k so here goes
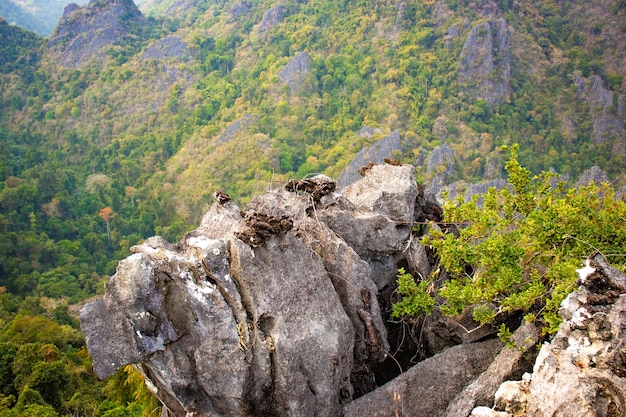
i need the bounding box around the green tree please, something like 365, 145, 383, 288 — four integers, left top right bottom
28, 361, 70, 409
0, 343, 17, 396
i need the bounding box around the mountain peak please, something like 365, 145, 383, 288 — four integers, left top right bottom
47, 0, 146, 68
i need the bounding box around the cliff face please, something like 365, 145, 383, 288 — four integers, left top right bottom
80, 163, 444, 416
458, 18, 511, 109
575, 75, 625, 151
47, 0, 146, 68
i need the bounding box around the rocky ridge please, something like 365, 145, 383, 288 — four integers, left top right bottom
80, 163, 626, 416
458, 18, 511, 109
81, 163, 444, 416
47, 0, 146, 68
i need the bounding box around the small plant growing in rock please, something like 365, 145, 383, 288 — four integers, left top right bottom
393, 144, 626, 335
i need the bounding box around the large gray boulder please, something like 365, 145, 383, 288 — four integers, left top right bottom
81, 163, 436, 416
343, 338, 504, 417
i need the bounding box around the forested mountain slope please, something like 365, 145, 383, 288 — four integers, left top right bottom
0, 0, 89, 36
0, 0, 624, 413
0, 0, 624, 299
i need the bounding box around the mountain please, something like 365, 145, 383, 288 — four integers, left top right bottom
0, 0, 150, 36
0, 0, 89, 36
0, 0, 625, 304
0, 0, 624, 415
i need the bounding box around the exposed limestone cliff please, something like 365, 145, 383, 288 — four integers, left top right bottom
338, 130, 403, 187
258, 5, 286, 37
81, 163, 626, 416
47, 0, 146, 68
575, 75, 625, 152
458, 18, 511, 109
277, 51, 314, 94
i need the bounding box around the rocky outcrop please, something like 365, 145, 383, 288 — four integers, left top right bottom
214, 113, 258, 146
473, 253, 626, 416
47, 0, 146, 68
140, 36, 194, 62
338, 130, 403, 187
576, 165, 610, 187
81, 164, 446, 416
425, 143, 457, 195
277, 51, 314, 94
228, 1, 249, 20
458, 18, 511, 109
575, 75, 625, 149
392, 0, 407, 37
258, 5, 286, 36
164, 0, 202, 17
344, 338, 504, 417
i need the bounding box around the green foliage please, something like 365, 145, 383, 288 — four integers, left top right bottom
391, 268, 435, 317
394, 147, 626, 335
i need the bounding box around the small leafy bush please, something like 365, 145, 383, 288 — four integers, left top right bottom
393, 145, 626, 335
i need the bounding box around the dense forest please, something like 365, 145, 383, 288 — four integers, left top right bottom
0, 0, 625, 414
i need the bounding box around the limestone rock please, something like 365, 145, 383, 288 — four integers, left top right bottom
325, 163, 421, 289
493, 376, 531, 417
258, 5, 286, 36
470, 407, 509, 417
164, 0, 202, 16
476, 253, 626, 417
575, 75, 625, 148
214, 114, 259, 146
343, 338, 504, 417
576, 165, 610, 187
277, 51, 314, 94
140, 36, 194, 62
443, 322, 539, 417
81, 164, 437, 416
458, 18, 511, 109
228, 1, 249, 20
338, 130, 403, 187
524, 253, 626, 416
47, 0, 146, 68
425, 143, 456, 195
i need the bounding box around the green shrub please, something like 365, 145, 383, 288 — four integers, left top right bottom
393, 145, 626, 335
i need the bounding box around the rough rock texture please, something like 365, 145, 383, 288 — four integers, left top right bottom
425, 143, 457, 195
140, 36, 194, 62
392, 0, 407, 37
343, 338, 504, 417
576, 165, 610, 187
277, 52, 314, 94
164, 0, 202, 16
81, 165, 446, 416
338, 130, 403, 187
575, 75, 625, 149
215, 114, 258, 146
475, 253, 626, 417
458, 18, 511, 109
47, 0, 146, 68
258, 5, 286, 36
443, 322, 539, 417
228, 1, 249, 20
